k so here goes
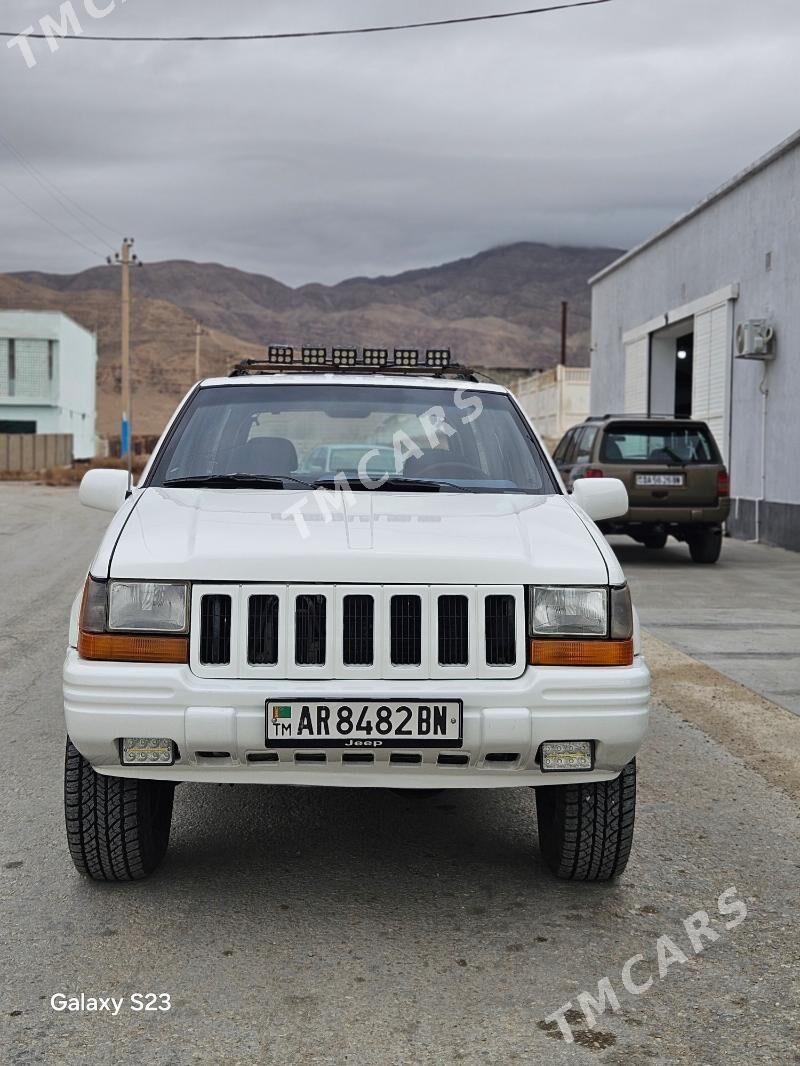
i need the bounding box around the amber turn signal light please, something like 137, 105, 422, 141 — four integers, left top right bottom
530, 638, 634, 667
78, 631, 189, 664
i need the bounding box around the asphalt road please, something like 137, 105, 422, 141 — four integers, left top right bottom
1, 485, 798, 1066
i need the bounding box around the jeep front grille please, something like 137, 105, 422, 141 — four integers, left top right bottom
484, 594, 516, 666
199, 593, 232, 665
295, 594, 327, 666
190, 585, 525, 680
342, 594, 374, 666
390, 594, 422, 666
437, 594, 469, 666
248, 594, 279, 665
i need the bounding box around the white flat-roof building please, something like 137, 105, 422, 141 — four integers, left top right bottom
589, 130, 800, 552
0, 310, 97, 459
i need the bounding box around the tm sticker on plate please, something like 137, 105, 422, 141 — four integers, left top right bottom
266, 700, 463, 748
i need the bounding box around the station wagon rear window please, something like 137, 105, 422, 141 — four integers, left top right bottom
600, 423, 719, 465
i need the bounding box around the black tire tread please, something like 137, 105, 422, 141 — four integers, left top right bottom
64, 738, 174, 882
536, 760, 637, 882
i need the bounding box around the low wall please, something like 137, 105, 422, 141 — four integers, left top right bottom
0, 434, 73, 472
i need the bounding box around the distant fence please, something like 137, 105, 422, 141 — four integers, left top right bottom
511, 366, 591, 446
0, 434, 73, 473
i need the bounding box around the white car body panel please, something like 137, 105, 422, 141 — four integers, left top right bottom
107, 489, 611, 586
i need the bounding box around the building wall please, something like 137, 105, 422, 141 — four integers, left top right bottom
512, 366, 591, 448
0, 311, 97, 458
590, 140, 800, 549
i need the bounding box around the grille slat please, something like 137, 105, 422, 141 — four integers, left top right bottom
438, 595, 469, 665
485, 595, 516, 666
343, 595, 374, 666
200, 594, 232, 665
390, 595, 422, 666
248, 595, 279, 665
295, 594, 327, 666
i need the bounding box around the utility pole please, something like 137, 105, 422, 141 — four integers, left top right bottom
108, 238, 140, 490
194, 322, 208, 382
560, 300, 569, 367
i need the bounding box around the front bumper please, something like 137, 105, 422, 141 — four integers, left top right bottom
63, 648, 650, 789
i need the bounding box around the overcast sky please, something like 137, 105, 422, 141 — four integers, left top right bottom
1, 0, 799, 285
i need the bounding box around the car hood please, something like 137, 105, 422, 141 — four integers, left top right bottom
106, 487, 611, 585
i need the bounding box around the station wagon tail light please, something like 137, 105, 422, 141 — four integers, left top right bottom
584, 468, 605, 478
717, 469, 730, 498
78, 577, 189, 664
528, 584, 634, 666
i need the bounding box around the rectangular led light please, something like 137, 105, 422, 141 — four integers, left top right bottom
121, 738, 175, 766
426, 348, 451, 367
268, 344, 294, 365
541, 741, 593, 772
332, 347, 358, 366
394, 348, 419, 367
301, 346, 328, 366
362, 347, 389, 366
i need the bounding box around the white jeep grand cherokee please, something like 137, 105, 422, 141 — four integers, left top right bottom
64, 353, 650, 883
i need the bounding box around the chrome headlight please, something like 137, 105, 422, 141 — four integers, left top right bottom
107, 581, 189, 633
529, 586, 608, 637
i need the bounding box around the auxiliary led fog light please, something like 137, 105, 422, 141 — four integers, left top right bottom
541, 741, 593, 772
121, 738, 175, 766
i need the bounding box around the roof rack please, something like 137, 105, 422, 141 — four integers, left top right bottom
586, 413, 698, 422
229, 345, 480, 382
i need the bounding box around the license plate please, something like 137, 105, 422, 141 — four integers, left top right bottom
266, 700, 463, 748
635, 474, 685, 487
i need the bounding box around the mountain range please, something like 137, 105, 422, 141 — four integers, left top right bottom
2, 241, 621, 436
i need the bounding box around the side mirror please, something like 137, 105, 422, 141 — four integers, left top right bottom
79, 469, 130, 513
571, 477, 628, 522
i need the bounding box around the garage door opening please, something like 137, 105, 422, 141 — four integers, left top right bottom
675, 333, 694, 417
649, 319, 694, 416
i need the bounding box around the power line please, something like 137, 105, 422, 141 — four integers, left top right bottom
0, 176, 106, 259
0, 1, 613, 43
0, 129, 119, 251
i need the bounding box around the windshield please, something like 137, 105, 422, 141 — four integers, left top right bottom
148, 383, 557, 495
601, 423, 720, 465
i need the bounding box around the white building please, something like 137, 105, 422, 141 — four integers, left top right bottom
0, 310, 97, 459
589, 130, 800, 552
512, 365, 591, 450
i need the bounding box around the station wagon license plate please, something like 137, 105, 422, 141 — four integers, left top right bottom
265, 700, 463, 748
635, 474, 685, 487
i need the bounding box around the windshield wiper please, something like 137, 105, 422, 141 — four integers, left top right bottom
164, 473, 314, 489
313, 476, 475, 493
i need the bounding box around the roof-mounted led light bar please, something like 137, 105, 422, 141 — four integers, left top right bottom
394, 348, 419, 367
362, 347, 389, 367
331, 347, 358, 367
426, 348, 451, 368
268, 344, 294, 365
232, 344, 475, 380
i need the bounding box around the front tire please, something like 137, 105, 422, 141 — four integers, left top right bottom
688, 526, 722, 564
64, 738, 175, 882
535, 760, 636, 881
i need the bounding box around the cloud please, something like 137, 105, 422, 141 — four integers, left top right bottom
1, 0, 799, 283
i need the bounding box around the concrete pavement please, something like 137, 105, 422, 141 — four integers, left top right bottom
611, 535, 800, 716
1, 485, 798, 1065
